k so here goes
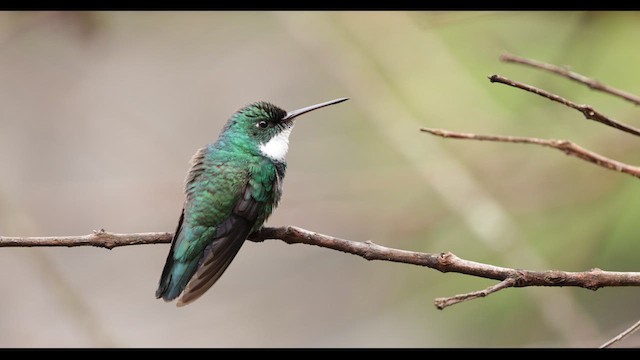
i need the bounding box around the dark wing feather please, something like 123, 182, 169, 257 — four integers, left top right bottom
155, 207, 186, 299
155, 147, 208, 301
175, 179, 262, 307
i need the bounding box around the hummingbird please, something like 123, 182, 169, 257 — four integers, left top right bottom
156, 97, 349, 306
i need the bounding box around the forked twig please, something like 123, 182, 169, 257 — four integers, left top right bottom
489, 74, 640, 137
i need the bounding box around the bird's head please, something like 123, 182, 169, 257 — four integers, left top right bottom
219, 98, 348, 162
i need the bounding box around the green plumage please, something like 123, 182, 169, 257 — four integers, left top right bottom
156, 98, 347, 306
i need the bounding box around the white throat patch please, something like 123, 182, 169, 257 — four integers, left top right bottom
259, 126, 293, 162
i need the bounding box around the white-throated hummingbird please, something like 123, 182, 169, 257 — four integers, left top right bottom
156, 97, 348, 306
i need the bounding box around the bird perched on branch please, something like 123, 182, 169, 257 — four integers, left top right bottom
156, 97, 348, 306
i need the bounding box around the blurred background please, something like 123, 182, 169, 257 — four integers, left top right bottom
0, 11, 639, 348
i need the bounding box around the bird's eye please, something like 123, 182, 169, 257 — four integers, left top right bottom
257, 121, 269, 129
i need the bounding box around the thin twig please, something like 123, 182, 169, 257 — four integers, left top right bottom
434, 278, 517, 310
420, 128, 640, 180
2, 226, 640, 310
500, 52, 640, 106
600, 319, 640, 348
489, 74, 640, 137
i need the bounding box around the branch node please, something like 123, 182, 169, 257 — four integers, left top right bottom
360, 240, 375, 259
438, 252, 455, 267
583, 269, 606, 291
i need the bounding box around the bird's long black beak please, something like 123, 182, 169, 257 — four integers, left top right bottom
283, 97, 349, 121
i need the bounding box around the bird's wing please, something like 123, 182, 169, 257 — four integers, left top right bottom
156, 147, 215, 302
156, 147, 278, 306
155, 205, 186, 300
175, 180, 262, 306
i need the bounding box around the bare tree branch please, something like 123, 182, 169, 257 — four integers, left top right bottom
420, 128, 640, 180
600, 319, 640, 348
500, 52, 640, 106
489, 74, 640, 137
0, 229, 172, 249
2, 226, 640, 310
